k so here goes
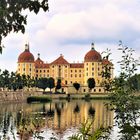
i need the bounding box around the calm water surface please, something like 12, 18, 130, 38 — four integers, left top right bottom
0, 100, 114, 140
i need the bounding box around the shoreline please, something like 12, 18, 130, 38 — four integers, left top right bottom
0, 91, 139, 103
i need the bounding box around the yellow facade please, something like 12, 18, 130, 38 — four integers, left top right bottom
17, 43, 113, 93
17, 62, 35, 78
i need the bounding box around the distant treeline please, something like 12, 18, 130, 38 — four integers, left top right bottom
0, 69, 56, 92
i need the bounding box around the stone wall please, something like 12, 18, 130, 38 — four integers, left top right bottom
0, 91, 42, 102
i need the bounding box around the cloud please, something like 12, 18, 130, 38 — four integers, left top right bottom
31, 0, 140, 46
0, 0, 140, 76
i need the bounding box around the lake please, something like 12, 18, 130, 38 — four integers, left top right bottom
0, 100, 114, 140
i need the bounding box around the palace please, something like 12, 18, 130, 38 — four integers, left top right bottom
17, 43, 113, 93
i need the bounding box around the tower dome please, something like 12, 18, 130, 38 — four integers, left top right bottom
84, 43, 102, 62
18, 44, 34, 63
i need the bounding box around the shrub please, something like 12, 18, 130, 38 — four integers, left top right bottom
85, 93, 90, 101
27, 96, 52, 103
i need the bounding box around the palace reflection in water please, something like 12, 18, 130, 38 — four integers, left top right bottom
0, 100, 114, 140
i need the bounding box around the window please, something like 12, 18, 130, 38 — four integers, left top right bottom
29, 68, 31, 71
40, 70, 42, 72
36, 70, 38, 73
86, 68, 88, 71
79, 70, 81, 72
47, 74, 49, 77
92, 63, 94, 65
92, 73, 94, 76
71, 70, 73, 73
65, 65, 67, 68
75, 70, 77, 72
86, 73, 88, 76
18, 69, 20, 71
92, 68, 94, 71
86, 63, 88, 65
79, 74, 81, 77
71, 81, 72, 84
83, 89, 86, 92
94, 89, 96, 92
65, 80, 68, 85
47, 70, 49, 72
71, 74, 73, 77
52, 65, 54, 68
44, 70, 46, 73
75, 74, 77, 77
23, 68, 25, 71
99, 89, 101, 92
98, 68, 100, 71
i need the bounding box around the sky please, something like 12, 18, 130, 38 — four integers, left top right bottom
0, 0, 140, 76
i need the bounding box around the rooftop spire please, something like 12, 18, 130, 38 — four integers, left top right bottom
38, 53, 40, 58
25, 42, 29, 51
91, 42, 95, 50
60, 54, 63, 57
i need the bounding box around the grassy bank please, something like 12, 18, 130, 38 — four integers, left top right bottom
59, 93, 112, 100
27, 96, 52, 103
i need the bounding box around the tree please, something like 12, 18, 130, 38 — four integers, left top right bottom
55, 79, 61, 92
1, 70, 10, 90
127, 74, 140, 91
48, 77, 55, 92
9, 72, 17, 91
15, 74, 24, 90
73, 82, 80, 93
104, 41, 140, 139
87, 78, 95, 92
36, 77, 48, 91
0, 0, 49, 53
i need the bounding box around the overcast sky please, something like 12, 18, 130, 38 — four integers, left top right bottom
0, 0, 140, 76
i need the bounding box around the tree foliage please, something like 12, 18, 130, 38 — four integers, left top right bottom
103, 41, 140, 140
127, 74, 140, 92
48, 77, 55, 92
0, 70, 35, 91
36, 77, 48, 91
0, 0, 49, 53
87, 78, 95, 92
56, 79, 61, 91
101, 48, 113, 92
73, 82, 80, 93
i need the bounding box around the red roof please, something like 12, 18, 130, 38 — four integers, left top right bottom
35, 57, 44, 64
70, 63, 84, 68
51, 55, 69, 65
18, 49, 34, 63
102, 59, 113, 65
35, 63, 50, 68
84, 47, 102, 62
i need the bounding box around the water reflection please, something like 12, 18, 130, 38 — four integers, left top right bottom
0, 100, 114, 139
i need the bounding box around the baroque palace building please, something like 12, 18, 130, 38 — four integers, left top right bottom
17, 43, 113, 93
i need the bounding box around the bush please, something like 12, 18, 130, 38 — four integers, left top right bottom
27, 96, 52, 103
85, 93, 90, 101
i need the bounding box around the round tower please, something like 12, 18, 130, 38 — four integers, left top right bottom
84, 43, 102, 86
17, 43, 35, 78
